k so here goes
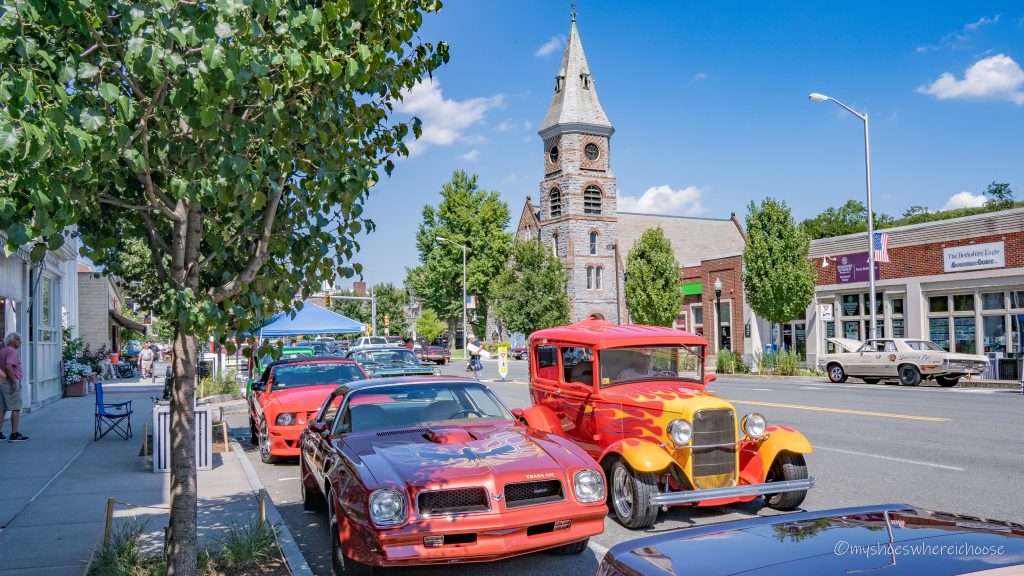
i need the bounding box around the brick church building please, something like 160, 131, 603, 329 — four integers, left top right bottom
513, 15, 748, 355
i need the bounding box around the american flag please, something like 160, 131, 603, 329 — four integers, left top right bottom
873, 232, 890, 263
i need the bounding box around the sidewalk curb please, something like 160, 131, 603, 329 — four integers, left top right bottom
231, 441, 315, 576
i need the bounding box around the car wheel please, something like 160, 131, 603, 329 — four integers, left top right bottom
898, 365, 922, 386
862, 378, 880, 384
827, 363, 848, 383
438, 359, 446, 366
610, 460, 660, 529
300, 458, 324, 511
936, 376, 960, 387
330, 493, 375, 575
259, 420, 277, 464
548, 538, 589, 555
764, 452, 808, 510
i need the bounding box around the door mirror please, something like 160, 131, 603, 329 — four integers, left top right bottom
511, 408, 525, 419
309, 421, 328, 436
251, 381, 266, 393
703, 374, 717, 385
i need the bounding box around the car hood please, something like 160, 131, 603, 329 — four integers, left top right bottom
600, 380, 732, 415
605, 504, 1024, 576
339, 423, 590, 488
363, 364, 435, 377
825, 337, 863, 353
263, 385, 338, 414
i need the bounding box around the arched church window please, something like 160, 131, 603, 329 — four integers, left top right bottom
584, 186, 602, 214
586, 266, 593, 289
550, 188, 562, 218
595, 266, 603, 290
589, 231, 598, 254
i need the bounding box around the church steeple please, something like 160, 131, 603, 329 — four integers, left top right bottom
539, 18, 613, 138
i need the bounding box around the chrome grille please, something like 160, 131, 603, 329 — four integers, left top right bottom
692, 409, 737, 489
417, 488, 488, 516
504, 480, 564, 508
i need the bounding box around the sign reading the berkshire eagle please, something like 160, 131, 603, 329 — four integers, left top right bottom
944, 242, 1005, 273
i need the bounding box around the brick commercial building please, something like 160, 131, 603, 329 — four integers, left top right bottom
514, 15, 746, 331
805, 207, 1024, 379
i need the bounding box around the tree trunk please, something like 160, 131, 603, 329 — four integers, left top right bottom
167, 326, 198, 575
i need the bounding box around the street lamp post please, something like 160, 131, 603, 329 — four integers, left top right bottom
713, 277, 724, 352
808, 92, 878, 339
437, 236, 467, 357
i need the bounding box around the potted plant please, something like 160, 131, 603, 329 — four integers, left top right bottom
63, 359, 94, 397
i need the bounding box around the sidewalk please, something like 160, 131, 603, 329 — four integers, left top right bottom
0, 374, 262, 576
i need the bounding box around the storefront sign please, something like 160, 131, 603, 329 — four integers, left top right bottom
943, 242, 1005, 273
820, 303, 834, 321
835, 253, 880, 284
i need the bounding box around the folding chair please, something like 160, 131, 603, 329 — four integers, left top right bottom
94, 381, 133, 441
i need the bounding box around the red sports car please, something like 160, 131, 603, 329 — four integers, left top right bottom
299, 377, 607, 574
248, 358, 368, 463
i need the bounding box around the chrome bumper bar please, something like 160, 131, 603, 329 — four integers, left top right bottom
649, 477, 815, 505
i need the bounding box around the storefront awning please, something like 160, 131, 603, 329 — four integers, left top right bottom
680, 282, 702, 296
110, 309, 148, 334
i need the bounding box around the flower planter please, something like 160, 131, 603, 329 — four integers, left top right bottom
65, 381, 88, 397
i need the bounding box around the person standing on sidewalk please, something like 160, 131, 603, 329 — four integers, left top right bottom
139, 344, 156, 381
0, 332, 28, 441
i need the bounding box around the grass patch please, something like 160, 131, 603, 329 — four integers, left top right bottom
198, 370, 241, 399
91, 519, 149, 576
218, 519, 277, 568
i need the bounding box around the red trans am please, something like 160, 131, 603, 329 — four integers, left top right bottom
248, 358, 368, 463
298, 377, 607, 574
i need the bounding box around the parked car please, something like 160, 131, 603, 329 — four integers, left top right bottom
245, 346, 315, 396
298, 377, 607, 573
511, 346, 528, 360
524, 318, 815, 529
352, 336, 389, 348
417, 344, 451, 365
596, 504, 1024, 575
248, 357, 367, 463
819, 337, 990, 386
349, 346, 440, 378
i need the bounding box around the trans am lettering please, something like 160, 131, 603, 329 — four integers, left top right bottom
381, 430, 546, 469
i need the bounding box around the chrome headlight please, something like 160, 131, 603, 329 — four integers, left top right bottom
573, 469, 605, 503
275, 413, 296, 426
667, 419, 692, 445
369, 489, 407, 526
741, 412, 767, 439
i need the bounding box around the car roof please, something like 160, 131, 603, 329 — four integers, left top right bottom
336, 375, 482, 393
351, 346, 412, 353
266, 356, 357, 371
530, 318, 706, 349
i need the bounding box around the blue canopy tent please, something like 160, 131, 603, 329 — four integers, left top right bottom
257, 301, 367, 337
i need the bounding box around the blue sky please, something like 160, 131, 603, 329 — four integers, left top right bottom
357, 1, 1024, 285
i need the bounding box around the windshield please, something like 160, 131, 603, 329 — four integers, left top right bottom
340, 383, 512, 433
271, 362, 365, 389
599, 345, 704, 386
906, 340, 945, 352
360, 349, 420, 365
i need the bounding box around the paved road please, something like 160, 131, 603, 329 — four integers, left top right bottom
225, 358, 1024, 575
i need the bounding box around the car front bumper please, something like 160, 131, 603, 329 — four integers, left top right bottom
649, 477, 815, 506
267, 426, 305, 457
350, 504, 606, 566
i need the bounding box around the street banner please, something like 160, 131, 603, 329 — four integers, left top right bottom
835, 253, 880, 284
498, 346, 509, 380
943, 241, 1005, 273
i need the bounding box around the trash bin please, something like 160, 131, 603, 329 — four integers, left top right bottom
152, 402, 213, 473
198, 359, 213, 379
998, 358, 1021, 382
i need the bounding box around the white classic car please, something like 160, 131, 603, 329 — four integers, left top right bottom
819, 338, 989, 387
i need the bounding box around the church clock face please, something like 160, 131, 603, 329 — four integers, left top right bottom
585, 143, 600, 160
549, 145, 559, 163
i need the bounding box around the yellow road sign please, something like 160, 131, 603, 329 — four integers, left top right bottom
498, 346, 509, 379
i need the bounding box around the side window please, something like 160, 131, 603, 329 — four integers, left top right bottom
883, 340, 897, 353
317, 393, 344, 427
562, 347, 595, 385
535, 345, 559, 381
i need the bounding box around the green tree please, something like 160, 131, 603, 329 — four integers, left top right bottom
330, 289, 371, 328
624, 227, 679, 327
374, 282, 409, 337
798, 199, 894, 240
902, 205, 930, 219
149, 316, 175, 344
743, 199, 816, 335
0, 3, 447, 573
414, 308, 447, 343
491, 239, 570, 336
984, 181, 1015, 209
408, 171, 511, 346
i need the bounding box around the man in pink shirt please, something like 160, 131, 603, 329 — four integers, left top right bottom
0, 332, 27, 441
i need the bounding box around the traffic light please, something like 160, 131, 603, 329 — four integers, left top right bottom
324, 292, 332, 307
384, 314, 391, 328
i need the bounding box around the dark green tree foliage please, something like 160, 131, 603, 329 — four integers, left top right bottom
491, 239, 570, 336
408, 171, 511, 342
743, 199, 816, 327
373, 282, 409, 336
984, 181, 1015, 209
0, 2, 447, 573
798, 199, 894, 240
330, 288, 371, 327
624, 226, 679, 327
414, 308, 446, 343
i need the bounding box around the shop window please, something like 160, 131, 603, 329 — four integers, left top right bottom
891, 298, 904, 315
892, 318, 905, 338
862, 293, 883, 315
981, 292, 1005, 310
929, 318, 950, 351
825, 321, 836, 353
983, 315, 1007, 354
929, 296, 949, 313
953, 317, 976, 354
953, 294, 975, 312
692, 305, 703, 325
717, 302, 732, 351
841, 294, 860, 317
843, 320, 860, 341
872, 319, 885, 339
1011, 292, 1024, 309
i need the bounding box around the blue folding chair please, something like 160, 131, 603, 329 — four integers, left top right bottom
94, 381, 133, 441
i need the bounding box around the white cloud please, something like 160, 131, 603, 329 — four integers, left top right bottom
459, 149, 480, 161
917, 54, 1024, 104
395, 79, 504, 156
965, 14, 1000, 31
941, 191, 988, 211
917, 15, 1001, 52
693, 72, 708, 81
535, 35, 566, 57
619, 185, 709, 216
495, 119, 517, 132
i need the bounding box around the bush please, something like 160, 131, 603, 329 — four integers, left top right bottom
90, 519, 148, 576
198, 370, 240, 399
482, 341, 512, 354
218, 519, 278, 567
715, 349, 748, 374
750, 350, 804, 376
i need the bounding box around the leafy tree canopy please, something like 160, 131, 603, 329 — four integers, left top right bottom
373, 281, 409, 337
491, 239, 569, 336
743, 198, 815, 326
798, 200, 893, 240
624, 227, 679, 327
414, 308, 446, 343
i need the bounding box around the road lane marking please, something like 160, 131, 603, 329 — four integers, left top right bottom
814, 446, 965, 471
798, 386, 825, 390
723, 399, 950, 422
278, 477, 299, 481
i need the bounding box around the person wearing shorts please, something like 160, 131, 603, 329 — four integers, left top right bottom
139, 345, 155, 380
0, 332, 28, 442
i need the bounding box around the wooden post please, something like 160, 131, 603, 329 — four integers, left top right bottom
258, 489, 267, 528
221, 421, 230, 452
142, 423, 148, 458
102, 498, 115, 550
